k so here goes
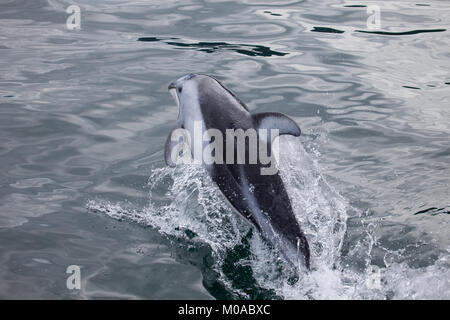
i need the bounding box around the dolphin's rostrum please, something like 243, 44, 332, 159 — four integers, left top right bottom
164, 74, 310, 270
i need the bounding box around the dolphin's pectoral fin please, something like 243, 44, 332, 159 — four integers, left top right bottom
165, 127, 190, 167
164, 129, 177, 167
252, 112, 301, 137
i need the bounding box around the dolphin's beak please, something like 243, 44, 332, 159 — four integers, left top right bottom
168, 82, 176, 90
168, 82, 180, 110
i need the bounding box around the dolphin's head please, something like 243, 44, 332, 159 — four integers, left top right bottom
168, 73, 197, 105
168, 74, 248, 124
168, 74, 203, 123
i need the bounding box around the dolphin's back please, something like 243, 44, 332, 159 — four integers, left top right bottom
197, 83, 310, 267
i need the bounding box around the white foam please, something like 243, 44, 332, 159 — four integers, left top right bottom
87, 137, 450, 299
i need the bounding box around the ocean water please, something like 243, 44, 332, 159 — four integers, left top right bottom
0, 0, 449, 299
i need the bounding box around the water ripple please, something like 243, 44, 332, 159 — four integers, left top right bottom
138, 37, 289, 57
356, 29, 446, 36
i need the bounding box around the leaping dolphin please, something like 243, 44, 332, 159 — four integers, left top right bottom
164, 74, 310, 270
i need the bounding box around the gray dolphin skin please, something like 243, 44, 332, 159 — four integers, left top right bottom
165, 74, 310, 270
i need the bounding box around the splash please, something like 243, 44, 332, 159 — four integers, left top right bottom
87, 137, 449, 299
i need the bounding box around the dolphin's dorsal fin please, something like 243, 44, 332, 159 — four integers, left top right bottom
252, 112, 301, 137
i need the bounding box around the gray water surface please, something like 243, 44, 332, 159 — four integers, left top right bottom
0, 0, 449, 299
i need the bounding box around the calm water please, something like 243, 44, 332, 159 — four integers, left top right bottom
0, 0, 449, 299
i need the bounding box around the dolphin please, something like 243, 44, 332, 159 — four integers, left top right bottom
164, 74, 310, 270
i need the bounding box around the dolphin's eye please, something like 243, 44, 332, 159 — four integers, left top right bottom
178, 87, 182, 93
